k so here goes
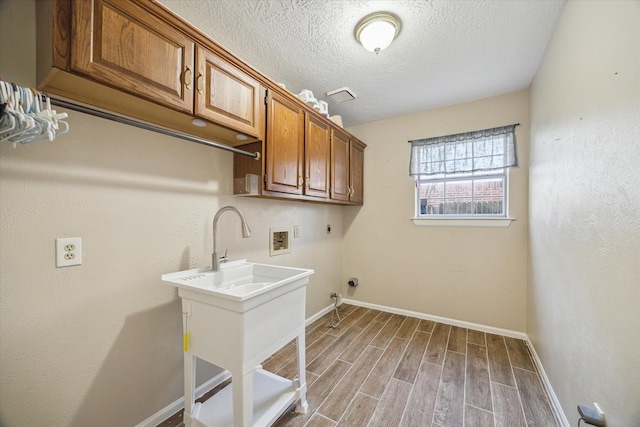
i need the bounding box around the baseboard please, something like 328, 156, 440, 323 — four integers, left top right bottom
524, 337, 570, 427
136, 304, 334, 427
343, 298, 568, 426
135, 370, 232, 427
305, 303, 334, 325
342, 298, 528, 340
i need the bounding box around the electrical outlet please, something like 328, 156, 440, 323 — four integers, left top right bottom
56, 237, 82, 267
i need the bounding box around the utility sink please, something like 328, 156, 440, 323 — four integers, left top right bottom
162, 259, 314, 313
162, 259, 314, 426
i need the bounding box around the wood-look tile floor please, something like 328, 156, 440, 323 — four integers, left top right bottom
158, 304, 559, 427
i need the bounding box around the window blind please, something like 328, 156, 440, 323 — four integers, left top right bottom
409, 124, 518, 176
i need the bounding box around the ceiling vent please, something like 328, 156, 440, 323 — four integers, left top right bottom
326, 87, 356, 104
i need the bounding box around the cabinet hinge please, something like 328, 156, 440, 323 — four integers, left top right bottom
264, 89, 268, 106
264, 174, 267, 184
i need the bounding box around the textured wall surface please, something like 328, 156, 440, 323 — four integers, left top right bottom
528, 1, 640, 425
0, 3, 343, 426
0, 111, 343, 427
345, 91, 530, 332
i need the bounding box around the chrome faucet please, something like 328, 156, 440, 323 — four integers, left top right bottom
212, 206, 251, 271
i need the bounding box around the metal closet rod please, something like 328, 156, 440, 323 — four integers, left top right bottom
50, 97, 260, 159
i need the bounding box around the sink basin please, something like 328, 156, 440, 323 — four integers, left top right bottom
220, 282, 272, 296
162, 260, 314, 310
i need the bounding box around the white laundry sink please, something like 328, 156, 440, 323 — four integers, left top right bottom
162, 259, 314, 426
162, 259, 314, 312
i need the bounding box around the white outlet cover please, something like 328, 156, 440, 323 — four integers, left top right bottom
56, 237, 82, 267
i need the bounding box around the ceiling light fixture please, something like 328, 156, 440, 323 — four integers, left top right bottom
355, 12, 401, 55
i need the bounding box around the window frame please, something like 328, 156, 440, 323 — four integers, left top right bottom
409, 124, 518, 228
414, 167, 509, 219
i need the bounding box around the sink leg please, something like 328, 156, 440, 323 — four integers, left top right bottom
295, 333, 308, 414
232, 370, 254, 427
183, 354, 196, 427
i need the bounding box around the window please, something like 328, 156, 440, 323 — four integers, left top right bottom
409, 125, 517, 219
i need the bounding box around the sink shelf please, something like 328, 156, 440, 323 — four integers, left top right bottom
191, 368, 298, 427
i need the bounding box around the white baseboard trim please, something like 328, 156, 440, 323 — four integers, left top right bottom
343, 298, 568, 426
135, 370, 231, 427
136, 304, 334, 427
342, 298, 528, 340
305, 303, 334, 326
524, 337, 570, 427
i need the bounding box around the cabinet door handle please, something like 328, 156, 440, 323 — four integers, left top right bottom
306, 176, 310, 189
183, 65, 193, 90
298, 176, 304, 187
196, 72, 204, 95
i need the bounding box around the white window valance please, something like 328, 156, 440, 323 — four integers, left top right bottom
409, 124, 518, 176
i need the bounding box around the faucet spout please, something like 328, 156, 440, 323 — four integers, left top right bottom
212, 206, 251, 271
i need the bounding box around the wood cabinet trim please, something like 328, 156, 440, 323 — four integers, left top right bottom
304, 114, 331, 199
71, 0, 196, 113
264, 91, 305, 195
40, 0, 365, 205
195, 46, 264, 138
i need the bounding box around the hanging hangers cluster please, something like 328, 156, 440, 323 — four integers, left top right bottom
0, 80, 70, 147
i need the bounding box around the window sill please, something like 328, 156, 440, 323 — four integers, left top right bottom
411, 217, 515, 228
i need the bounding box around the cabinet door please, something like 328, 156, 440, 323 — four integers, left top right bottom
72, 0, 195, 112
195, 46, 263, 138
330, 129, 350, 202
265, 91, 305, 195
349, 140, 365, 204
305, 115, 331, 198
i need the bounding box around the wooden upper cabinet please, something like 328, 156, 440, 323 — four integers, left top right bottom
330, 128, 350, 202
304, 115, 331, 198
40, 0, 366, 204
71, 0, 195, 113
265, 91, 305, 195
349, 139, 365, 204
330, 129, 365, 204
195, 46, 264, 139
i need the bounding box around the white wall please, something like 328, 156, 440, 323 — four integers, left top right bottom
528, 1, 640, 426
345, 91, 530, 332
0, 2, 342, 426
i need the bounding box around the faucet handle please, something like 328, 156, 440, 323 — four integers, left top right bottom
219, 249, 229, 263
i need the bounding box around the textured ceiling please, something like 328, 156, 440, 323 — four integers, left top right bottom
160, 0, 566, 127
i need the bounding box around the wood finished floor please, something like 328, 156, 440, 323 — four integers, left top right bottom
158, 304, 559, 427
